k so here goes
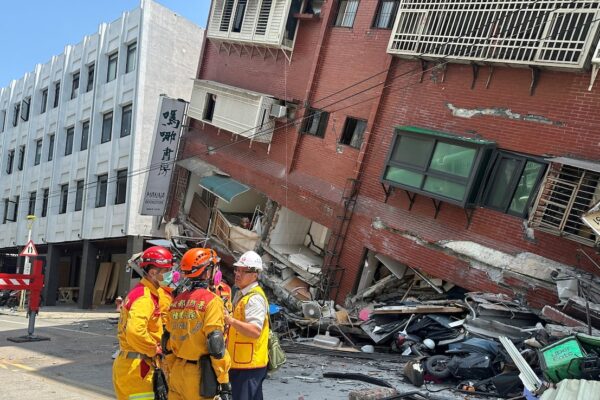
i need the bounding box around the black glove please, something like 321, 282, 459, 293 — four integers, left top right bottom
217, 382, 232, 400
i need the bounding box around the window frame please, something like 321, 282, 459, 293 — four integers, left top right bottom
59, 183, 69, 214
120, 104, 133, 137
12, 102, 20, 127
96, 174, 108, 208
107, 52, 118, 82
339, 117, 367, 149
81, 121, 90, 151
301, 108, 329, 138
480, 151, 547, 218
71, 71, 80, 100
17, 145, 25, 171
125, 42, 137, 73
65, 127, 75, 155
28, 191, 36, 216
372, 0, 400, 29
48, 134, 55, 161
381, 126, 495, 207
41, 188, 49, 217
0, 110, 5, 132
53, 81, 60, 108
86, 63, 95, 92
34, 139, 43, 166
6, 149, 14, 174
21, 97, 30, 121
334, 0, 360, 28
101, 111, 113, 143
40, 88, 48, 114
74, 180, 84, 211
115, 169, 128, 205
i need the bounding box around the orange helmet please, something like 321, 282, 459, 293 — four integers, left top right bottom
180, 248, 219, 279
139, 246, 173, 269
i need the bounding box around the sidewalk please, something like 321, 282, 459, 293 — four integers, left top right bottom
0, 303, 119, 320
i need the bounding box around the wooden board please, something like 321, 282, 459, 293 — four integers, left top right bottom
93, 262, 113, 305
371, 305, 464, 315
105, 262, 121, 303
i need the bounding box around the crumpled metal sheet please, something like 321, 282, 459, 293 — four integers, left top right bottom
540, 379, 600, 400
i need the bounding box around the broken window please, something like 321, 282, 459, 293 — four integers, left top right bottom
302, 108, 329, 138
529, 162, 600, 246
382, 126, 495, 207
482, 152, 546, 218
339, 117, 366, 149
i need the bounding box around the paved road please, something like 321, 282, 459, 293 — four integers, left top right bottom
0, 306, 479, 399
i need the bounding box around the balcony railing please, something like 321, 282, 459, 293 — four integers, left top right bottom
387, 0, 600, 70
207, 0, 301, 51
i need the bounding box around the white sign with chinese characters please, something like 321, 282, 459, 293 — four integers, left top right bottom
141, 96, 186, 216
582, 201, 600, 238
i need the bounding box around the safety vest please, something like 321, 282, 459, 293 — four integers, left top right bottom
227, 285, 269, 369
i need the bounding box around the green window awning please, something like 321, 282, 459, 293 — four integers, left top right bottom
199, 175, 250, 203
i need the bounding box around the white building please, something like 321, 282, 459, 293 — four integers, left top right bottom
0, 0, 203, 307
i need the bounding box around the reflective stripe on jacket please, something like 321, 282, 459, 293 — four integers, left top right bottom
227, 285, 269, 369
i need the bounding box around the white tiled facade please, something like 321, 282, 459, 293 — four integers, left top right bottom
0, 0, 203, 249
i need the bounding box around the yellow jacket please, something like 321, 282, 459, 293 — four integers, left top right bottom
166, 287, 231, 383
117, 278, 162, 357
227, 285, 269, 369
157, 287, 173, 326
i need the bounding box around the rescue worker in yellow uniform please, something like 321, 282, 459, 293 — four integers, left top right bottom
166, 247, 232, 400
225, 250, 269, 400
112, 245, 174, 400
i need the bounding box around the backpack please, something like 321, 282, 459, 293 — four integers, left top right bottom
267, 328, 286, 371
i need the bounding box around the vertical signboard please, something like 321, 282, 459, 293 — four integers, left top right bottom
141, 96, 186, 215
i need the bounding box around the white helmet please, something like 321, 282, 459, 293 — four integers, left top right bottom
233, 251, 263, 271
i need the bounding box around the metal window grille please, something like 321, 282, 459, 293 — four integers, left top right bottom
387, 0, 600, 69
220, 0, 235, 31
529, 163, 600, 245
336, 0, 359, 27
256, 0, 273, 35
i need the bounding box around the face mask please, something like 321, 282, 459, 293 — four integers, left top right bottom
159, 271, 174, 287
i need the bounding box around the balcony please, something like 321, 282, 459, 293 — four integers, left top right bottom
591, 40, 600, 89
207, 0, 303, 61
387, 1, 600, 70
188, 80, 284, 146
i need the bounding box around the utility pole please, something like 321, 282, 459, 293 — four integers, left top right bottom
18, 215, 36, 311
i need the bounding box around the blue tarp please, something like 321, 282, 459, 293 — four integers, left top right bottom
199, 175, 250, 203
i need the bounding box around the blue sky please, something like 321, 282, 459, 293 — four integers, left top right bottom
0, 0, 210, 88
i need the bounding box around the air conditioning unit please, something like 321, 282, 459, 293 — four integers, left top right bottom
269, 103, 287, 119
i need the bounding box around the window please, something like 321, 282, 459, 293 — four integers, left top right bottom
101, 112, 113, 143
41, 188, 49, 217
339, 117, 366, 149
21, 97, 30, 121
96, 174, 108, 208
107, 52, 118, 82
220, 0, 235, 31
53, 82, 60, 108
373, 0, 399, 29
2, 199, 7, 224
4, 197, 19, 223
120, 104, 132, 137
17, 145, 25, 171
529, 162, 599, 246
48, 134, 55, 161
302, 108, 329, 138
0, 110, 5, 132
34, 139, 42, 165
256, 0, 273, 35
382, 126, 495, 206
126, 42, 137, 73
28, 191, 36, 216
59, 184, 69, 214
6, 149, 14, 174
9, 196, 19, 222
86, 63, 95, 92
65, 127, 74, 155
482, 152, 546, 217
115, 169, 128, 204
203, 94, 216, 122
75, 180, 84, 211
232, 0, 248, 32
12, 103, 20, 127
81, 121, 89, 151
335, 0, 359, 27
71, 72, 80, 100
40, 88, 48, 114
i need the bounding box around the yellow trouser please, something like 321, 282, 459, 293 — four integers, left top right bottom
112, 353, 155, 400
168, 358, 214, 400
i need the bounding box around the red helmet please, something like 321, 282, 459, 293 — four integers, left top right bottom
139, 246, 173, 269
180, 248, 219, 279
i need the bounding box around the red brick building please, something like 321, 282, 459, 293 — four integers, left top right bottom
172, 0, 600, 308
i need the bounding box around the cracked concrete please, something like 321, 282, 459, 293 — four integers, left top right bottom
447, 103, 564, 126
